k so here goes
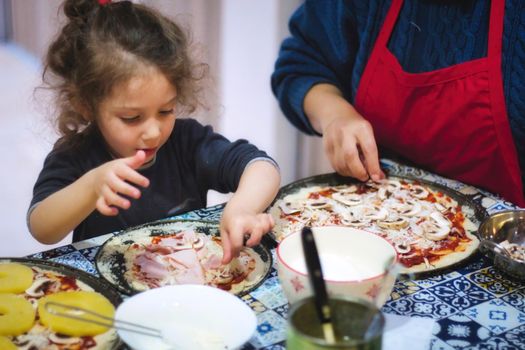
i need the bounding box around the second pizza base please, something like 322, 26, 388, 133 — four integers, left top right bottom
270, 177, 480, 274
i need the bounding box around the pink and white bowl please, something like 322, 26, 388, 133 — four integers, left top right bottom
276, 226, 398, 306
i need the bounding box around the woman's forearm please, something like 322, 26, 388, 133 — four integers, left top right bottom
304, 83, 361, 134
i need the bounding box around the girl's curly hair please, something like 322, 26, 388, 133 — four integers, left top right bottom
44, 0, 206, 149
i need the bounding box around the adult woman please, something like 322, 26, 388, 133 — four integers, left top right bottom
272, 0, 525, 206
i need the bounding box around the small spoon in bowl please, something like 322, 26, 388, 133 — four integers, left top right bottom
481, 239, 513, 259
301, 226, 336, 344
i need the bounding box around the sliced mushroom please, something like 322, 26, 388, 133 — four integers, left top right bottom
305, 198, 331, 210
377, 187, 391, 200
363, 206, 388, 221
424, 222, 450, 241
400, 200, 421, 217
340, 213, 369, 227
385, 179, 402, 193
25, 278, 55, 298
173, 241, 193, 251
430, 212, 451, 228
377, 217, 409, 230
49, 333, 81, 345
331, 185, 357, 193
192, 237, 204, 250
395, 242, 411, 254
434, 202, 447, 213
409, 185, 429, 199
332, 192, 362, 206
279, 200, 303, 215
216, 271, 233, 284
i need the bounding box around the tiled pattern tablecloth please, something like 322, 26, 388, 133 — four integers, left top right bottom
27, 160, 525, 349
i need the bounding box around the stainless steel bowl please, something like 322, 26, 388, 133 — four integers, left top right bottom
478, 210, 525, 280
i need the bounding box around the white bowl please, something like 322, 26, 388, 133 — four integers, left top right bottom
115, 285, 256, 350
276, 226, 398, 306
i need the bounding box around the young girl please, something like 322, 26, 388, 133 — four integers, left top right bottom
28, 0, 280, 264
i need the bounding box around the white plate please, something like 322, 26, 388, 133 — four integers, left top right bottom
115, 285, 257, 350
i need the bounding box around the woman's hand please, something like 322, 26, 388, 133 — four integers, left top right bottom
219, 208, 275, 264
305, 84, 385, 181
90, 150, 150, 216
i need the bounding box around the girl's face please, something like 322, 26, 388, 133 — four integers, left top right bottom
97, 67, 177, 163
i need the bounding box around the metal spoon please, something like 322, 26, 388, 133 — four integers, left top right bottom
481, 239, 513, 259
44, 302, 213, 349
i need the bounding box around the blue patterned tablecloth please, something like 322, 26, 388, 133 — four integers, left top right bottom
27, 160, 525, 349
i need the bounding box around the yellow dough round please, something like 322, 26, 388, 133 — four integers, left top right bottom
0, 336, 17, 350
38, 291, 115, 336
0, 263, 34, 293
0, 293, 36, 336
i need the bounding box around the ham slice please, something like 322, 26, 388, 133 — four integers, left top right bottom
135, 252, 170, 279
166, 249, 205, 285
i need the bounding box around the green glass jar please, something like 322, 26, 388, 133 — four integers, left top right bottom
287, 297, 384, 350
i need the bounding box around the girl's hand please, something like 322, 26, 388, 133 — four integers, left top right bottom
220, 209, 275, 264
90, 151, 150, 216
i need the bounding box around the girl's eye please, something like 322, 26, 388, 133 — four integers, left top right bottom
159, 109, 174, 116
121, 116, 140, 123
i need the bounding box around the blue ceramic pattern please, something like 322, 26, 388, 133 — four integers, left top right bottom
23, 159, 525, 349
386, 290, 458, 319
414, 271, 463, 288
389, 280, 422, 301
464, 299, 525, 335
427, 277, 492, 310
429, 337, 455, 350
502, 289, 525, 313
250, 310, 288, 348
433, 313, 492, 348
50, 251, 97, 275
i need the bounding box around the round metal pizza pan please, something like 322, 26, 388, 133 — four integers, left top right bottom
267, 172, 488, 278
95, 219, 273, 296
0, 257, 124, 349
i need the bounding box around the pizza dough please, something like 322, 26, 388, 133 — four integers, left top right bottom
121, 229, 266, 295
270, 177, 480, 273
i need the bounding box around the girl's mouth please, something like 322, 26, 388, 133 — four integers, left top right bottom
140, 148, 157, 159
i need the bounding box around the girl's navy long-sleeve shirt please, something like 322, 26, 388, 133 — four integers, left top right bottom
30, 119, 272, 241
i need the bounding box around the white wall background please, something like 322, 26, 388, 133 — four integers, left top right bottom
0, 0, 313, 257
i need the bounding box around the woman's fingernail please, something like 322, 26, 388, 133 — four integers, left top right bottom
371, 174, 380, 182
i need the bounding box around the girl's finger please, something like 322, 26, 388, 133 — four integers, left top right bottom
220, 229, 233, 264
245, 228, 263, 247
124, 150, 147, 169
108, 172, 142, 199
118, 165, 150, 188
101, 184, 130, 209
96, 197, 118, 216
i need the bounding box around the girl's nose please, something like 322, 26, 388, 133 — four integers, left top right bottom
142, 120, 161, 141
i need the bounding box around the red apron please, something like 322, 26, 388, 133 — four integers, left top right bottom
355, 0, 525, 206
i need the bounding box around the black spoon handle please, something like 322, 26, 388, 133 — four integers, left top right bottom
301, 227, 331, 323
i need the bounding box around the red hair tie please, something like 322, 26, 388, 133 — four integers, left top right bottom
98, 0, 111, 5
